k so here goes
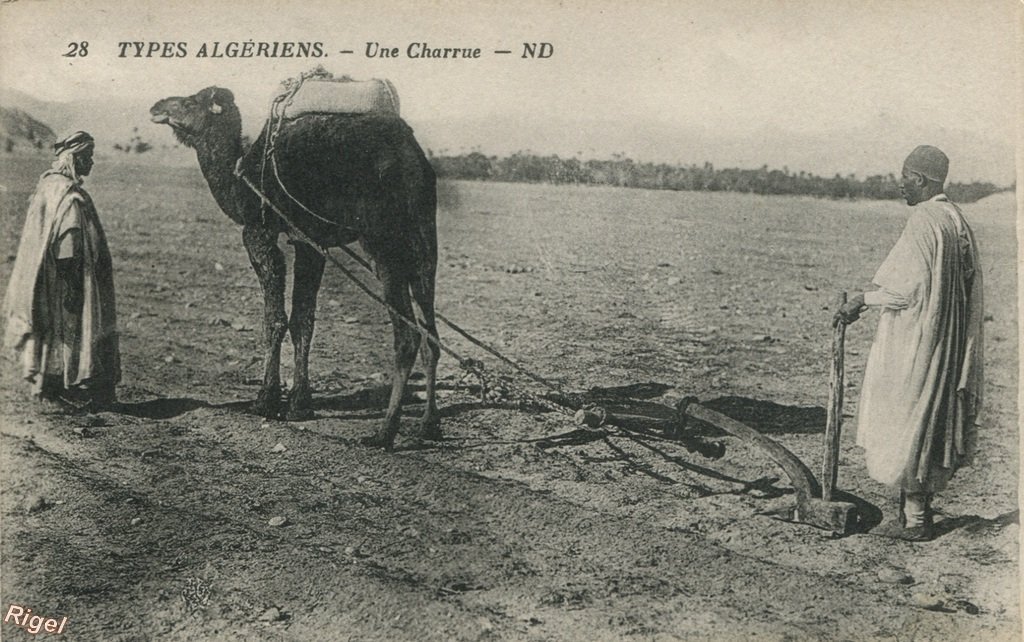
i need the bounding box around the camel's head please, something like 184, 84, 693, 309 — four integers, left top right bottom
150, 86, 240, 148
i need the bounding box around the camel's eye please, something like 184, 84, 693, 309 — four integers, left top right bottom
183, 98, 196, 108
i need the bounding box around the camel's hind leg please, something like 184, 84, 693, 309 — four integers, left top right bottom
243, 224, 288, 418
410, 266, 441, 440
361, 261, 419, 451
285, 242, 326, 420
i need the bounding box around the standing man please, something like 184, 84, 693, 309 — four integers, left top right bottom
3, 131, 120, 411
833, 145, 984, 541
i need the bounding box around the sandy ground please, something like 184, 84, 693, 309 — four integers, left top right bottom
1, 155, 1019, 641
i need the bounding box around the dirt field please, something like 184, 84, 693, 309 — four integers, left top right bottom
1, 154, 1018, 641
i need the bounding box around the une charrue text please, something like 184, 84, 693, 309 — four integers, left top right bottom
364, 42, 553, 59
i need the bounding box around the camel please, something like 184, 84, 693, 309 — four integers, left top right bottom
149, 86, 440, 450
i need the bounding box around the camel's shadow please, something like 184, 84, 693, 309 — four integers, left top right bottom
693, 396, 827, 435
115, 398, 216, 420
111, 382, 472, 423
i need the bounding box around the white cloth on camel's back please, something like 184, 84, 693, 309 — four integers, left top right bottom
272, 78, 400, 119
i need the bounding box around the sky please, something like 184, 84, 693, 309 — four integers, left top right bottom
0, 0, 1020, 182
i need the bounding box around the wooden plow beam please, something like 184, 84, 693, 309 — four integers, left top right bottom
573, 398, 858, 534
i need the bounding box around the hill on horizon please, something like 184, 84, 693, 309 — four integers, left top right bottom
0, 86, 167, 156
0, 105, 56, 153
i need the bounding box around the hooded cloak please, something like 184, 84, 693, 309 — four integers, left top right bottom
2, 161, 119, 394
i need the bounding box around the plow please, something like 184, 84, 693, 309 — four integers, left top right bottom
559, 367, 859, 536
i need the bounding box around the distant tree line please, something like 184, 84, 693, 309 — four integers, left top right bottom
113, 127, 153, 154
428, 151, 1009, 203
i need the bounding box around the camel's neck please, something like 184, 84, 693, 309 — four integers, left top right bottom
194, 127, 249, 224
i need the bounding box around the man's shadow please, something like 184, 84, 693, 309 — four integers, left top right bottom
932, 509, 1019, 539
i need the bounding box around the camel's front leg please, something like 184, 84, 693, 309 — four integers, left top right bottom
243, 224, 288, 418
285, 242, 325, 420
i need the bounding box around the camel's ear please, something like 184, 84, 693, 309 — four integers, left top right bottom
205, 87, 233, 115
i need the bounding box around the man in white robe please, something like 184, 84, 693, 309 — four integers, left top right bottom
834, 145, 983, 541
3, 131, 120, 410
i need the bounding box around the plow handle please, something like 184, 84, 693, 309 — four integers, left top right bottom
822, 291, 847, 501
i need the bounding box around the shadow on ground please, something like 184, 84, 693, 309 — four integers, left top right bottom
696, 396, 826, 435
115, 398, 215, 419
934, 509, 1019, 539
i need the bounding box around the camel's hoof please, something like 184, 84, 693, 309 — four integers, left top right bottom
418, 418, 442, 441
286, 389, 313, 418
360, 432, 395, 452
252, 394, 281, 419
284, 406, 315, 421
